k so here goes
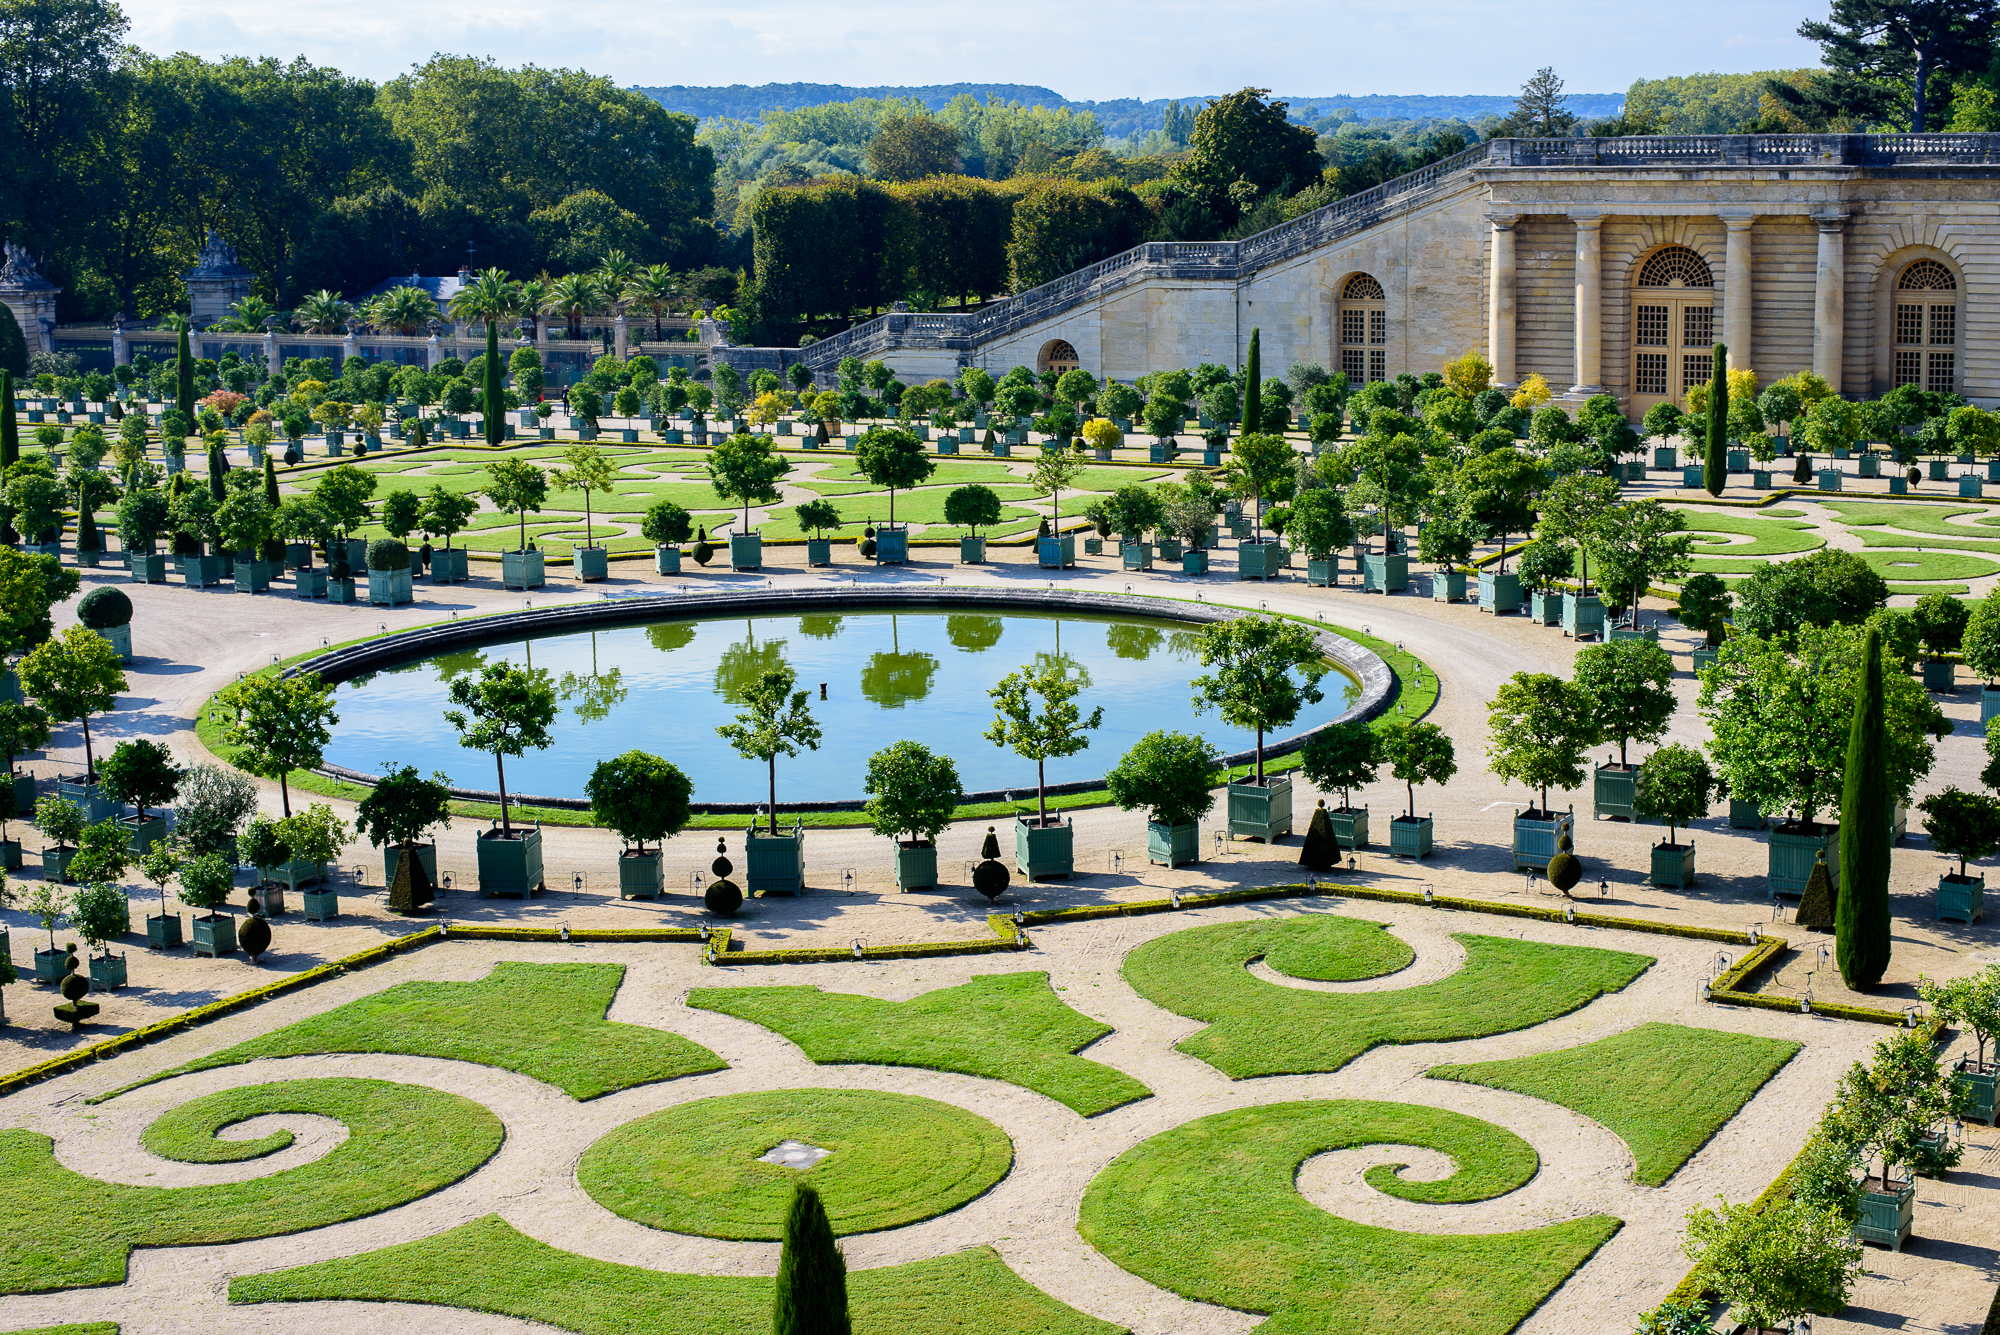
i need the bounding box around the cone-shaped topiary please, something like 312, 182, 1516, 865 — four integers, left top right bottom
240, 910, 272, 961
1837, 625, 1892, 988
705, 838, 742, 916
387, 847, 434, 914
1793, 449, 1811, 484
1795, 852, 1835, 931
1300, 800, 1339, 871
973, 825, 1010, 900
772, 1181, 850, 1335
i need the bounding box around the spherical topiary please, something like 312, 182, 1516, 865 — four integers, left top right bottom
859, 536, 877, 558
283, 446, 301, 466
706, 838, 742, 916
1547, 849, 1582, 894
77, 586, 133, 630
240, 911, 272, 961
973, 825, 1010, 901
366, 538, 410, 572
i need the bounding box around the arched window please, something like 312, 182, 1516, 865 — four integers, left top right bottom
1894, 260, 1957, 393
1629, 245, 1714, 417
1038, 339, 1080, 375
1338, 273, 1386, 384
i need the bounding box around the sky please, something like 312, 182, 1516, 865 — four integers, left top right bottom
127, 0, 1827, 97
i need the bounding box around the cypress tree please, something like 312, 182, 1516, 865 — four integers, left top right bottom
772, 1182, 850, 1335
1702, 343, 1726, 497
262, 453, 281, 507
1243, 328, 1261, 435
0, 369, 17, 469
1836, 625, 1892, 988
483, 320, 505, 446
176, 324, 194, 424
206, 440, 226, 502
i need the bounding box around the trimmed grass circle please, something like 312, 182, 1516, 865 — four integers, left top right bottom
577, 1088, 1013, 1240
1258, 914, 1415, 982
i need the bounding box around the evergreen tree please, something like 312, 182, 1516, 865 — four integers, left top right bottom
773, 1182, 850, 1335
1703, 343, 1727, 498
483, 320, 505, 446
1837, 625, 1892, 988
206, 440, 226, 502
262, 453, 281, 508
0, 370, 17, 469
176, 325, 194, 422
1773, 0, 2000, 132
1243, 329, 1261, 437
1796, 852, 1836, 931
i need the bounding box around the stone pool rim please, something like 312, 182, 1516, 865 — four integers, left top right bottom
287, 586, 1396, 815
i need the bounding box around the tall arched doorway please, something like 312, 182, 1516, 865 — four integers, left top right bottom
1893, 259, 1957, 393
1038, 339, 1081, 375
1338, 274, 1386, 384
1629, 245, 1714, 418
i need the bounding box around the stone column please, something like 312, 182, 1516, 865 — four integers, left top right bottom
1486, 214, 1519, 387
1722, 212, 1756, 370
341, 326, 359, 366
263, 327, 280, 376
1569, 211, 1604, 396
1812, 213, 1848, 393
613, 311, 629, 361
111, 317, 128, 368
425, 327, 441, 371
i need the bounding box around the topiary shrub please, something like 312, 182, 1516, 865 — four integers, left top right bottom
1795, 852, 1835, 930
366, 538, 410, 572
693, 526, 713, 566
76, 586, 132, 630
283, 446, 301, 466
239, 910, 272, 961
705, 838, 742, 916
1546, 830, 1582, 894
973, 825, 1010, 901
1300, 800, 1338, 872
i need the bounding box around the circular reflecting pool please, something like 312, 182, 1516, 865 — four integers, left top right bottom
326, 610, 1361, 804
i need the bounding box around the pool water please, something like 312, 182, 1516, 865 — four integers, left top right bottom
328, 610, 1360, 804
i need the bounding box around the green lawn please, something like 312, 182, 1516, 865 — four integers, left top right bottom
230, 1215, 1126, 1335
1854, 549, 2000, 582
1820, 500, 1991, 537
1428, 1022, 1800, 1186
1261, 914, 1415, 981
1, 1325, 119, 1334
577, 1088, 1012, 1239
1675, 509, 1825, 557
1078, 1099, 1619, 1335
107, 962, 723, 1102
688, 971, 1150, 1117
1121, 917, 1653, 1079
0, 1078, 501, 1293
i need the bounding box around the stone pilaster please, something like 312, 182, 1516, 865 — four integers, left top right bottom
1487, 214, 1519, 387
1569, 211, 1604, 395
613, 312, 629, 361
1721, 211, 1756, 371
1812, 213, 1848, 392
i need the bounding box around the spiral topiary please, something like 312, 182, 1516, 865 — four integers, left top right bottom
973, 825, 1010, 901
77, 586, 133, 630
53, 946, 98, 1029
705, 837, 743, 916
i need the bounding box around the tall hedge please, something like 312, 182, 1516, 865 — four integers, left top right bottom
1836, 625, 1892, 988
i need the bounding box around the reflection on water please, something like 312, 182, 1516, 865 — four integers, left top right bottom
325, 611, 1362, 802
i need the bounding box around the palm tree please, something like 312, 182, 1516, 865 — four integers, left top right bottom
514, 277, 550, 341
447, 267, 518, 330
626, 264, 678, 341
594, 251, 638, 310
210, 295, 281, 333
292, 290, 356, 334
540, 273, 602, 341
365, 285, 440, 336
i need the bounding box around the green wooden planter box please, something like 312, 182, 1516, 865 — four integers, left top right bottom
1122, 541, 1153, 571
806, 538, 832, 567
427, 548, 469, 583
1937, 873, 1984, 924
183, 553, 224, 587
41, 843, 74, 883
1593, 764, 1639, 820
1037, 534, 1074, 568
1240, 542, 1287, 581
1361, 552, 1408, 593
1478, 570, 1521, 613
1928, 459, 1951, 480
1924, 659, 1955, 691
1083, 536, 1103, 555
502, 549, 545, 589
1431, 568, 1468, 602
573, 547, 609, 581
1562, 593, 1604, 639
937, 437, 958, 455
58, 777, 115, 823
959, 536, 985, 564
1653, 446, 1677, 468
192, 912, 236, 958
32, 945, 66, 982
1512, 808, 1574, 871
1726, 449, 1750, 472
0, 838, 17, 871
1228, 777, 1293, 842
1651, 840, 1696, 888
1983, 685, 2000, 727
89, 951, 127, 989
367, 568, 414, 606
233, 559, 274, 593
383, 842, 437, 887
131, 553, 167, 584
147, 912, 182, 949
1753, 470, 1772, 489
1528, 590, 1561, 624
1692, 647, 1719, 673
875, 528, 910, 564
1014, 816, 1073, 881
1681, 465, 1705, 488
746, 819, 806, 894
1769, 823, 1838, 900
1146, 820, 1200, 868
894, 842, 938, 891
1154, 536, 1182, 562
1858, 453, 1881, 477
1955, 1060, 1996, 1125
619, 849, 666, 899
1389, 814, 1433, 858
1890, 476, 1909, 495
1182, 550, 1209, 574
654, 546, 682, 575
294, 568, 326, 599
1608, 624, 1659, 643
1818, 469, 1843, 491
328, 576, 358, 603
1854, 1181, 1914, 1250
303, 888, 339, 921
1306, 557, 1336, 587
1729, 798, 1767, 829
1328, 805, 1368, 849
121, 813, 167, 855
476, 827, 544, 897
729, 532, 763, 571
1961, 475, 1987, 498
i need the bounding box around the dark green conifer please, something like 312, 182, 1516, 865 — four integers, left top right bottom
1300, 799, 1338, 871
1836, 625, 1892, 987
1243, 328, 1262, 434
772, 1181, 850, 1335
483, 321, 506, 446
1703, 343, 1726, 497
1795, 852, 1836, 931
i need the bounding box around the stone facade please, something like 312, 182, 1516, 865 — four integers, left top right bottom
0, 242, 60, 354
182, 230, 253, 329
802, 136, 2000, 413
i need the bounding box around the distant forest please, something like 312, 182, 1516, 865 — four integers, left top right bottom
637, 84, 1627, 138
